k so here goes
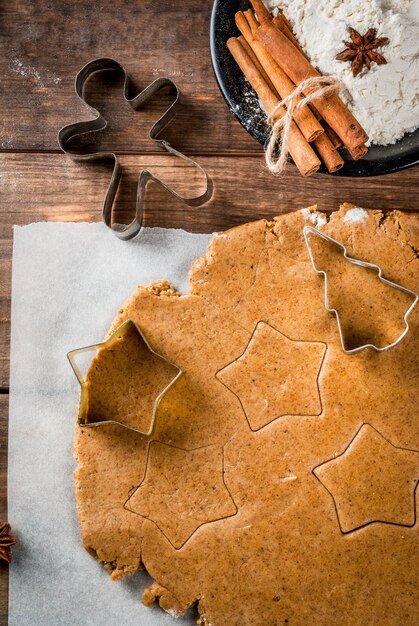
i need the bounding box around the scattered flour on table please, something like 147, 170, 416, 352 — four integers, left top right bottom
9, 57, 42, 81
264, 0, 419, 145
9, 55, 62, 86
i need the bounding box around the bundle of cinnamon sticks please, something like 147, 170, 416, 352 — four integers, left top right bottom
227, 0, 369, 177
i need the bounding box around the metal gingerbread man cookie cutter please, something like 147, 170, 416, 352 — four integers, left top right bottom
58, 58, 213, 241
303, 225, 419, 354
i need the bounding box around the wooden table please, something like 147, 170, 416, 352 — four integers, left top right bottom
0, 0, 418, 621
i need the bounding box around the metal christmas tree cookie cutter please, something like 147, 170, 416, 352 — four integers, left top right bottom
303, 225, 418, 354
67, 319, 183, 436
58, 58, 213, 241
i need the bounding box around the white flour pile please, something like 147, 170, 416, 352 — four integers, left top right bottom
263, 0, 419, 145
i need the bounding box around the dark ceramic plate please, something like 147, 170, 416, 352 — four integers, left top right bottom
210, 0, 419, 176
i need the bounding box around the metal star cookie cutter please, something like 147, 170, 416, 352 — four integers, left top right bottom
303, 225, 419, 354
58, 58, 213, 241
67, 319, 183, 436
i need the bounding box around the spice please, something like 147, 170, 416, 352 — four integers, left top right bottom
226, 36, 322, 176
263, 0, 419, 146
235, 10, 324, 143
250, 0, 369, 152
336, 28, 389, 77
0, 522, 17, 564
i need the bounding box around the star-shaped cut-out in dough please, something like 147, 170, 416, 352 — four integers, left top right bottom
314, 424, 419, 533
125, 442, 237, 549
216, 322, 326, 431
68, 320, 182, 435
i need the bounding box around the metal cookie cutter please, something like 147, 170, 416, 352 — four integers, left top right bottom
58, 58, 213, 241
67, 319, 183, 436
303, 225, 419, 354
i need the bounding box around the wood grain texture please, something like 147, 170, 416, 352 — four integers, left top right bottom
0, 0, 260, 154
1, 152, 419, 387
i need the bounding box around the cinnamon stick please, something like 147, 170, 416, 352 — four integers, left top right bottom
236, 11, 256, 43
250, 0, 368, 151
277, 10, 293, 33
237, 35, 277, 93
244, 9, 260, 34
322, 121, 344, 149
313, 133, 344, 173
272, 14, 309, 60
272, 13, 343, 149
348, 144, 368, 160
227, 37, 321, 177
249, 0, 272, 24
236, 11, 323, 143
272, 11, 343, 148
248, 7, 306, 59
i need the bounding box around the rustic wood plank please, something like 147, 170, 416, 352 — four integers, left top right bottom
0, 0, 259, 154
1, 152, 419, 387
0, 396, 9, 626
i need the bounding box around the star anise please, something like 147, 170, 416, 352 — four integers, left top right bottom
336, 27, 389, 77
0, 522, 17, 564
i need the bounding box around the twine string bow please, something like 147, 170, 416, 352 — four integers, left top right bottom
265, 75, 343, 175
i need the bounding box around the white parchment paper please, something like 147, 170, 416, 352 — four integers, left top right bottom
9, 222, 211, 626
